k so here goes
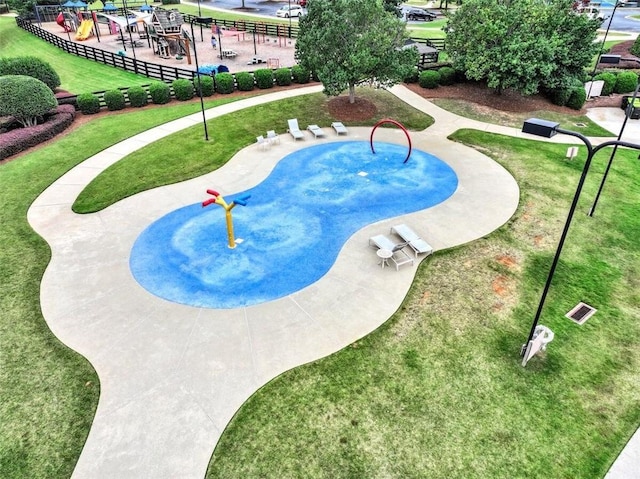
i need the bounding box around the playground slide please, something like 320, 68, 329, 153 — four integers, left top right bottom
56, 12, 72, 33
75, 20, 94, 41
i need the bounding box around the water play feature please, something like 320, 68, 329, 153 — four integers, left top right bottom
130, 141, 458, 308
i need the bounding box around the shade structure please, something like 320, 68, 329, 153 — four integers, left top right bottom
73, 0, 87, 7
140, 4, 152, 11
103, 2, 117, 11
62, 1, 76, 7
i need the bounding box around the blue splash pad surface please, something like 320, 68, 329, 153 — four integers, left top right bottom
130, 141, 458, 308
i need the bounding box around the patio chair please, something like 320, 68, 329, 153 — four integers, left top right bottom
368, 234, 413, 270
266, 130, 280, 144
287, 119, 304, 140
332, 121, 348, 135
389, 243, 415, 271
256, 135, 269, 150
307, 124, 326, 138
390, 224, 433, 258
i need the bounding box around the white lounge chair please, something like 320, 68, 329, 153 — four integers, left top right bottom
332, 122, 348, 135
287, 119, 304, 141
390, 224, 433, 258
307, 124, 326, 138
256, 135, 269, 150
266, 130, 280, 144
368, 234, 413, 271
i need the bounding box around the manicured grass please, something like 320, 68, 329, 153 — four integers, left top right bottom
72, 88, 434, 213
206, 130, 640, 478
430, 98, 614, 136
0, 96, 252, 479
0, 17, 151, 94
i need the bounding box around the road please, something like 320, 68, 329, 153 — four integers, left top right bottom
601, 7, 640, 33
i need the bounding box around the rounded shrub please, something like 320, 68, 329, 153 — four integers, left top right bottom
0, 56, 61, 91
438, 66, 456, 86
254, 68, 274, 89
548, 86, 572, 106
614, 71, 638, 94
103, 89, 126, 111
172, 79, 194, 101
0, 75, 57, 126
127, 85, 148, 107
631, 35, 640, 57
418, 70, 440, 89
291, 65, 310, 84
593, 72, 617, 96
274, 67, 292, 86
566, 86, 587, 110
76, 92, 101, 115
403, 67, 419, 84
235, 72, 254, 91
193, 75, 214, 97
214, 73, 234, 94
149, 81, 171, 104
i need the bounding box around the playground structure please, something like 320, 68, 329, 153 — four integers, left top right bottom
370, 119, 412, 164
202, 190, 251, 249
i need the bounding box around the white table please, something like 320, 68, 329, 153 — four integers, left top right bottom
376, 249, 393, 269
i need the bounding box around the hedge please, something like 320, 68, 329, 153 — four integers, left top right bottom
215, 73, 234, 94
0, 75, 57, 126
104, 89, 126, 111
149, 81, 171, 104
127, 85, 148, 107
235, 72, 254, 91
193, 76, 214, 97
275, 68, 292, 86
77, 93, 101, 114
419, 70, 440, 89
255, 69, 274, 89
292, 65, 310, 84
172, 78, 194, 101
0, 56, 61, 91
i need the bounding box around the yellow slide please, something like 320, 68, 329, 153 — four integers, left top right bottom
75, 19, 94, 41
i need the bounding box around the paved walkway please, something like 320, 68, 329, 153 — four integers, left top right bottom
26, 85, 638, 478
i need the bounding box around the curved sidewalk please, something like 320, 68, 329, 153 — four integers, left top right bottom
25, 85, 634, 478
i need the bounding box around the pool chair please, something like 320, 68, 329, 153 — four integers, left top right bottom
307, 124, 326, 138
287, 119, 304, 141
368, 235, 414, 271
266, 130, 280, 144
256, 135, 270, 150
332, 122, 348, 135
390, 224, 433, 258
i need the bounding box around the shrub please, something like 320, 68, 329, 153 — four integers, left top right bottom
0, 75, 58, 126
418, 70, 440, 89
291, 65, 310, 84
566, 86, 587, 110
593, 72, 617, 96
149, 81, 171, 104
0, 104, 76, 160
76, 92, 101, 114
193, 75, 214, 97
215, 73, 234, 94
0, 56, 61, 91
172, 78, 194, 101
614, 71, 638, 94
127, 85, 148, 107
631, 35, 640, 57
254, 68, 274, 89
103, 89, 126, 111
438, 66, 456, 86
275, 67, 292, 86
403, 67, 419, 84
235, 72, 254, 91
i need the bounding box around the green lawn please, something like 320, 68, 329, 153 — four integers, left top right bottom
0, 16, 150, 93
206, 130, 640, 478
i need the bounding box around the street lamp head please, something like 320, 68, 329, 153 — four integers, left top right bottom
600, 54, 621, 64
197, 16, 213, 25
522, 118, 560, 138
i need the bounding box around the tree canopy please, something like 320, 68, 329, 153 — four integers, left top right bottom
446, 0, 600, 95
295, 0, 418, 103
0, 75, 57, 127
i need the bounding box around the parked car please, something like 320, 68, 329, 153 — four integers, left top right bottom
406, 8, 437, 21
276, 5, 305, 18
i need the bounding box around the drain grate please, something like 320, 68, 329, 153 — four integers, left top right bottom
566, 302, 597, 325
574, 122, 587, 128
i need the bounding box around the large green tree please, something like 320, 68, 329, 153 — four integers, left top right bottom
446, 0, 599, 95
295, 0, 418, 103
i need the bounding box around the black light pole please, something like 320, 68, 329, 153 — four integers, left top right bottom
587, 1, 621, 101
589, 58, 640, 217
122, 0, 138, 73
191, 18, 212, 141
520, 119, 640, 360
197, 0, 204, 41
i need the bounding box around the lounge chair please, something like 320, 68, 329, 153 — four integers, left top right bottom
266, 130, 280, 144
390, 224, 433, 258
307, 124, 326, 138
256, 135, 269, 150
332, 122, 348, 135
368, 234, 413, 271
287, 119, 304, 141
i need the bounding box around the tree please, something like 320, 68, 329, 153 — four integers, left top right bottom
0, 75, 57, 127
295, 0, 418, 103
0, 56, 61, 91
446, 0, 599, 95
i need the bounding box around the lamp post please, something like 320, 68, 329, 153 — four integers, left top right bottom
587, 1, 622, 101
589, 57, 640, 217
121, 0, 138, 73
191, 18, 212, 141
520, 119, 640, 362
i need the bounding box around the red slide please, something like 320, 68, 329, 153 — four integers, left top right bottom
56, 12, 72, 33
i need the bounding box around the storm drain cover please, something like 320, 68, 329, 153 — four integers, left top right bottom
566, 302, 597, 325
574, 123, 587, 128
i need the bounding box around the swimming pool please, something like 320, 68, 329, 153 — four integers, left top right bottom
130, 141, 458, 308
